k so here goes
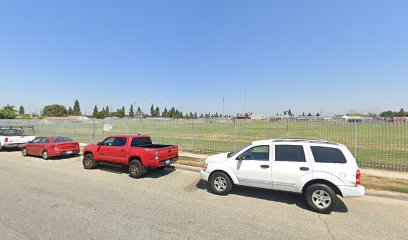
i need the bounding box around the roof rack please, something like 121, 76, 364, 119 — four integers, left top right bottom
271, 139, 339, 145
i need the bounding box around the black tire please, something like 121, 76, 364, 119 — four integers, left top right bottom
42, 150, 49, 160
0, 146, 3, 152
129, 159, 145, 178
83, 154, 98, 169
304, 184, 337, 214
21, 148, 28, 157
209, 172, 233, 196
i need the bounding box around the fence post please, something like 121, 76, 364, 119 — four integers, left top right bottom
233, 119, 237, 150
353, 122, 357, 160
92, 118, 95, 143
191, 119, 194, 152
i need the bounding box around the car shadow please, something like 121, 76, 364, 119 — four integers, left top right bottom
26, 154, 80, 161
195, 179, 348, 213
97, 163, 176, 179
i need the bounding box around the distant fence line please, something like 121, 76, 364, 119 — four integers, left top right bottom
0, 118, 407, 171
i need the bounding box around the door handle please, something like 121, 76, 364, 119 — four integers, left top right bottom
300, 167, 309, 171
120, 149, 125, 152
260, 165, 270, 169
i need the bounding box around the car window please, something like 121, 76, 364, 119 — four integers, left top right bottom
53, 137, 74, 142
114, 137, 127, 147
131, 137, 152, 147
311, 146, 347, 164
275, 145, 306, 162
32, 138, 42, 143
3, 129, 23, 136
40, 138, 49, 143
237, 145, 269, 161
102, 137, 115, 146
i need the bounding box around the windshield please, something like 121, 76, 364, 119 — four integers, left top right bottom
228, 144, 251, 158
0, 129, 7, 136
52, 137, 75, 143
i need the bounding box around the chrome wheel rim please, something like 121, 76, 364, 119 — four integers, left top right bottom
85, 158, 92, 167
22, 149, 27, 156
312, 190, 332, 209
130, 165, 139, 175
43, 152, 48, 159
214, 176, 227, 191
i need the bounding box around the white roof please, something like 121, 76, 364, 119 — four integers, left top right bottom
252, 139, 341, 146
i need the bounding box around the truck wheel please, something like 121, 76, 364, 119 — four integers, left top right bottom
22, 148, 28, 157
83, 154, 98, 169
304, 184, 337, 214
42, 151, 49, 160
129, 160, 144, 179
209, 172, 233, 196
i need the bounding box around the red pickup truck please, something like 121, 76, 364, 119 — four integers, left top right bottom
82, 135, 178, 178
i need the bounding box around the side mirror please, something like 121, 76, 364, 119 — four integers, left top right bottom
236, 155, 243, 161
97, 142, 102, 146
27, 141, 33, 144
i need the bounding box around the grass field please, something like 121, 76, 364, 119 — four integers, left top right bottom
1, 118, 407, 170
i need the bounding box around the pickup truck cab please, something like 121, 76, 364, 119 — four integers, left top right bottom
200, 139, 365, 213
82, 135, 178, 178
0, 126, 36, 151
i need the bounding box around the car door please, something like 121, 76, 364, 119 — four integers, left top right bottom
226, 145, 272, 189
97, 137, 116, 162
271, 144, 312, 192
110, 137, 128, 164
26, 137, 42, 155
36, 138, 49, 155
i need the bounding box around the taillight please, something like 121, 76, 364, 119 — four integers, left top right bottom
154, 151, 159, 160
356, 169, 361, 186
4, 138, 8, 143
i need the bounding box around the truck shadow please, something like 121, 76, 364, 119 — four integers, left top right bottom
97, 164, 176, 179
195, 179, 348, 213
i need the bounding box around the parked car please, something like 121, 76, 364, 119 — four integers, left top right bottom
82, 135, 178, 178
22, 136, 80, 160
200, 139, 365, 214
0, 126, 36, 151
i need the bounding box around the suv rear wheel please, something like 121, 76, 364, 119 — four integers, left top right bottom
209, 172, 233, 195
305, 184, 337, 214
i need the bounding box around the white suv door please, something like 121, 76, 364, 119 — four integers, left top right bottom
226, 145, 272, 189
271, 143, 312, 192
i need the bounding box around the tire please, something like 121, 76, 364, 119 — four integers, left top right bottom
209, 172, 233, 196
129, 160, 145, 179
304, 184, 337, 214
22, 148, 28, 157
42, 150, 49, 160
83, 154, 98, 169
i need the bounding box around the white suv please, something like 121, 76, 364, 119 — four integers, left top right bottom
200, 139, 365, 213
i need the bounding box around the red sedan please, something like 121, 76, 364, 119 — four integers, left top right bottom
22, 136, 80, 160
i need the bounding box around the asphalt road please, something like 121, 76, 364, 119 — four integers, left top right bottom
0, 151, 407, 240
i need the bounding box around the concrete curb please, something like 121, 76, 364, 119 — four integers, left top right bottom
173, 163, 408, 202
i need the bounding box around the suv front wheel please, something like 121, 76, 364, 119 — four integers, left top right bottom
209, 172, 233, 196
304, 184, 337, 214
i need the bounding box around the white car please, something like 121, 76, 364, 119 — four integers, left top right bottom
200, 139, 365, 213
0, 127, 36, 151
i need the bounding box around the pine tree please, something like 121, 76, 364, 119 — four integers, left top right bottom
68, 107, 73, 115
129, 104, 134, 117
155, 106, 160, 117
73, 99, 82, 116
18, 106, 25, 115
93, 105, 98, 117
288, 109, 293, 117
150, 105, 155, 117
105, 106, 110, 117
162, 107, 168, 118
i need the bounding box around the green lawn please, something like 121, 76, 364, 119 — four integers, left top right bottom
5, 119, 408, 170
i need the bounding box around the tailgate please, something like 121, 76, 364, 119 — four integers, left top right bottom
157, 145, 178, 160
7, 136, 35, 144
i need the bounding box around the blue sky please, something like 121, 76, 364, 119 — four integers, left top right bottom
0, 0, 407, 116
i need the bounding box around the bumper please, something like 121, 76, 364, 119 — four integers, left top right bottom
155, 157, 178, 167
200, 170, 210, 181
2, 143, 24, 149
51, 149, 80, 157
339, 185, 365, 198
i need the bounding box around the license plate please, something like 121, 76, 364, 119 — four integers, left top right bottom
66, 151, 73, 154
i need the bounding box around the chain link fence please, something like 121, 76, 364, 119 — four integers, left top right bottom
1, 118, 407, 171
